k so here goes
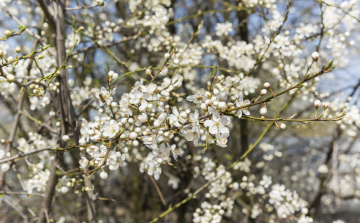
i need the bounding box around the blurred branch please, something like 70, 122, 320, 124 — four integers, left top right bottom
67, 4, 101, 11
0, 190, 44, 197
0, 146, 53, 164
0, 5, 55, 55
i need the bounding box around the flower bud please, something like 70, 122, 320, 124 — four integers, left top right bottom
6, 74, 15, 83
260, 107, 267, 115
62, 135, 70, 142
280, 123, 286, 129
5, 30, 12, 36
311, 52, 319, 61
111, 102, 117, 107
0, 50, 3, 57
260, 89, 267, 96
213, 88, 219, 95
146, 68, 151, 75
201, 103, 207, 110
129, 132, 138, 139
100, 171, 108, 179
322, 102, 329, 110
314, 100, 321, 109
6, 56, 14, 63
218, 102, 227, 111
79, 138, 86, 146
264, 82, 270, 88
1, 163, 10, 172
205, 100, 211, 106
15, 47, 21, 53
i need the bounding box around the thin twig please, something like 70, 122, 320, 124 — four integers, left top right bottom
148, 175, 166, 206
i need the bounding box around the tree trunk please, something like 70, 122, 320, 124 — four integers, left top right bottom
38, 0, 70, 222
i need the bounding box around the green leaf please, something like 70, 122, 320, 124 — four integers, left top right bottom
213, 64, 218, 75
325, 59, 334, 69
289, 114, 297, 119
167, 162, 177, 169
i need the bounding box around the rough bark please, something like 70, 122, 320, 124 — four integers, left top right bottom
37, 1, 96, 221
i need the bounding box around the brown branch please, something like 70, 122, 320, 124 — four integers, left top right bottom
66, 4, 100, 11
148, 175, 166, 206
37, 0, 56, 30
38, 0, 68, 222
72, 33, 141, 56
0, 190, 44, 197
0, 146, 53, 164
77, 98, 96, 118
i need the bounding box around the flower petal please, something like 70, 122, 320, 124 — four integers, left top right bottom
220, 116, 230, 126
219, 126, 229, 134
194, 110, 199, 119
204, 120, 215, 127
212, 111, 221, 121
209, 126, 218, 134
237, 110, 243, 119
172, 106, 179, 116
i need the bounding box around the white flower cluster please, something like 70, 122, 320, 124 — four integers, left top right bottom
269, 184, 311, 221
192, 157, 234, 223
215, 22, 233, 36
25, 170, 50, 194
193, 199, 234, 223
